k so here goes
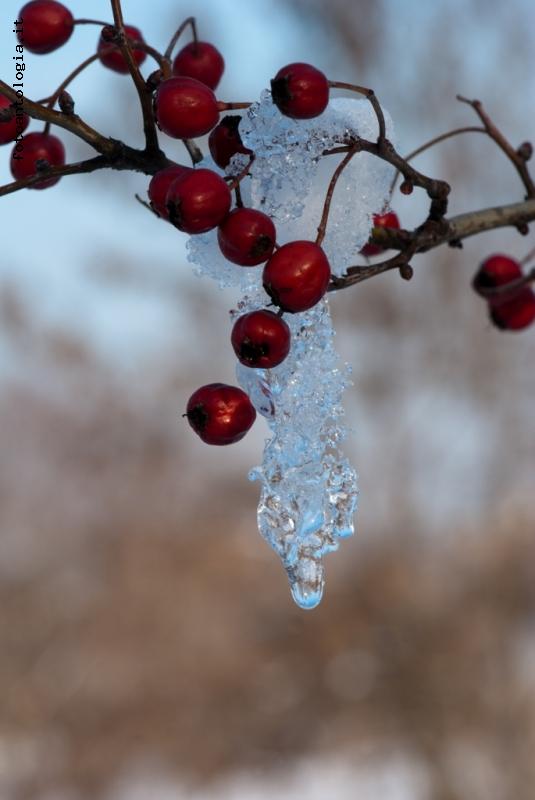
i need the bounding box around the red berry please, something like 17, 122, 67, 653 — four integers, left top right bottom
10, 131, 65, 189
166, 168, 231, 234
489, 287, 535, 331
97, 24, 146, 74
472, 254, 522, 296
361, 211, 400, 257
154, 76, 219, 139
262, 241, 331, 313
18, 1, 74, 54
0, 95, 29, 145
218, 208, 276, 266
186, 383, 256, 445
271, 63, 329, 120
231, 309, 291, 369
172, 41, 225, 91
148, 164, 192, 219
208, 115, 252, 169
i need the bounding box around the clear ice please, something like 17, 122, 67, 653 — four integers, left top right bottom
187, 91, 396, 608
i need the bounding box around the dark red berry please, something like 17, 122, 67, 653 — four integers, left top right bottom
18, 1, 74, 54
361, 211, 400, 257
10, 131, 65, 189
166, 168, 231, 234
186, 383, 256, 445
0, 95, 29, 145
172, 41, 225, 91
148, 164, 192, 219
218, 208, 276, 266
208, 115, 252, 169
271, 63, 329, 120
154, 76, 219, 139
472, 254, 522, 296
231, 309, 291, 369
262, 241, 331, 313
97, 24, 146, 74
489, 287, 535, 331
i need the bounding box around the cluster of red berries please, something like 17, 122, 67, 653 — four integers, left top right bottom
472, 254, 535, 331
145, 57, 334, 445
3, 2, 533, 445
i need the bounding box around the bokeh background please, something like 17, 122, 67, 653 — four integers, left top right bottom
1, 1, 535, 798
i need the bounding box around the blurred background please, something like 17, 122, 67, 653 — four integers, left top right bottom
1, 1, 535, 798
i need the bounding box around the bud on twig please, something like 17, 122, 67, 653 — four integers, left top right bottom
399, 263, 413, 280
58, 90, 75, 115
400, 179, 413, 195
517, 141, 533, 161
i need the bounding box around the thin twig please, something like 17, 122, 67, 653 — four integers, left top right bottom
110, 0, 161, 153
74, 18, 111, 26
457, 95, 535, 198
182, 139, 203, 165
316, 146, 358, 246
227, 155, 255, 191
0, 156, 108, 196
0, 78, 116, 154
328, 199, 535, 291
164, 16, 197, 61
389, 126, 487, 194
328, 80, 386, 142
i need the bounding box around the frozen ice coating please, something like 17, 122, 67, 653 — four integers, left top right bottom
186, 90, 395, 608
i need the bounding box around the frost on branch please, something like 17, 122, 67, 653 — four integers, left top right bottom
187, 93, 395, 608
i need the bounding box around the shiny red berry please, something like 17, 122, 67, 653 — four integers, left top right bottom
0, 95, 29, 145
18, 1, 74, 54
97, 24, 146, 74
186, 383, 256, 445
231, 309, 291, 369
148, 164, 191, 219
208, 115, 252, 169
10, 131, 65, 189
472, 254, 522, 296
262, 241, 331, 313
172, 41, 224, 91
489, 287, 535, 331
166, 168, 231, 234
154, 76, 219, 139
271, 63, 329, 119
218, 208, 276, 266
361, 211, 400, 257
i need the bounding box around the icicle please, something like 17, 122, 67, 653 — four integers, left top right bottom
187, 91, 396, 608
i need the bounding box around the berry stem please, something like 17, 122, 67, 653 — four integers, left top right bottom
182, 138, 204, 165
521, 244, 535, 266
109, 0, 161, 155
316, 146, 358, 247
328, 80, 386, 142
163, 16, 198, 61
217, 102, 252, 111
457, 95, 535, 198
135, 193, 160, 217
74, 18, 111, 27
227, 155, 255, 191
476, 267, 535, 301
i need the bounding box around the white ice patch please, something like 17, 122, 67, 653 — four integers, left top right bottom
187, 89, 396, 608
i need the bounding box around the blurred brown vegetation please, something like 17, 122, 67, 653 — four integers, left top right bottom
2, 1, 535, 799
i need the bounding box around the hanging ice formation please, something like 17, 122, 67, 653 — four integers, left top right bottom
187, 91, 396, 609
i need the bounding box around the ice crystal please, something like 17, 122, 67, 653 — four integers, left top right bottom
186, 90, 395, 608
